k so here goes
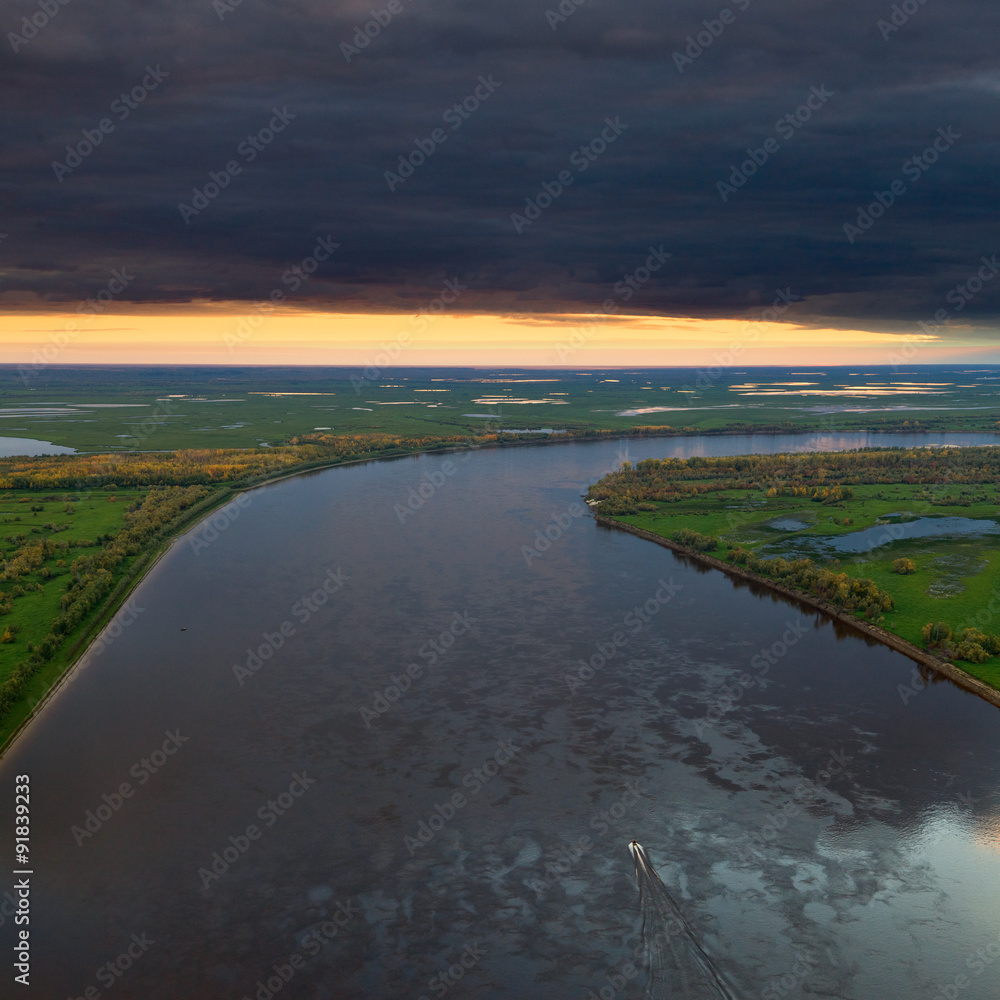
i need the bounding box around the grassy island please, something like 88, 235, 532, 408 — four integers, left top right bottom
587, 447, 1000, 694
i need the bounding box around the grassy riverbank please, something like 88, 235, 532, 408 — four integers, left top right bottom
588, 448, 1000, 691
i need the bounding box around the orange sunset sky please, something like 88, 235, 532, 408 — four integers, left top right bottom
0, 308, 991, 367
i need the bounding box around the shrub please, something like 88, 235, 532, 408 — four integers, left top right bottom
920, 621, 1000, 661
892, 558, 916, 574
922, 622, 952, 645
962, 628, 1000, 656
956, 642, 989, 664
674, 528, 718, 552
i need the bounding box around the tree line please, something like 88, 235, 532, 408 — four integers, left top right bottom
724, 547, 895, 620
588, 448, 1000, 514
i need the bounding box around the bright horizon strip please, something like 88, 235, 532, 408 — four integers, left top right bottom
0, 308, 989, 367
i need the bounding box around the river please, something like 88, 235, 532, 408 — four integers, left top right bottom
3, 431, 1000, 999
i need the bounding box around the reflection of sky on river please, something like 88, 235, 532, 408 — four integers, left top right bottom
610, 431, 1000, 462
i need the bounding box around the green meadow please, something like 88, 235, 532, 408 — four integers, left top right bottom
3, 364, 1000, 452
0, 488, 143, 659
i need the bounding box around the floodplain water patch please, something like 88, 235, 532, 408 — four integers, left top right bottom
925, 551, 990, 598
767, 516, 810, 531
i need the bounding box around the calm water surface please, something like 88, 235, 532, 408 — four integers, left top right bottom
828, 517, 1000, 553
0, 436, 76, 457
2, 432, 1000, 999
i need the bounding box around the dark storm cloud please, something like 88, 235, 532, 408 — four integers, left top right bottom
3, 0, 1000, 334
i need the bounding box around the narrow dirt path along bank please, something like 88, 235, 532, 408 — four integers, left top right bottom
596, 515, 1000, 711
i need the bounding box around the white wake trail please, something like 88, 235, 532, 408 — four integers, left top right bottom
628, 840, 740, 1000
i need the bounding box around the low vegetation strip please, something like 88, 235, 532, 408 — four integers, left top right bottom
722, 547, 895, 619
587, 447, 1000, 514
588, 447, 1000, 693
0, 435, 475, 489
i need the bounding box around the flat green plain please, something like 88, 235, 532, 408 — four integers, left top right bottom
3, 364, 1000, 452
0, 486, 144, 651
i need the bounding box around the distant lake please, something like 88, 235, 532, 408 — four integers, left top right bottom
3, 430, 1000, 999
0, 435, 76, 456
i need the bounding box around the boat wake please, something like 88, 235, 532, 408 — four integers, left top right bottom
628, 840, 739, 1000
